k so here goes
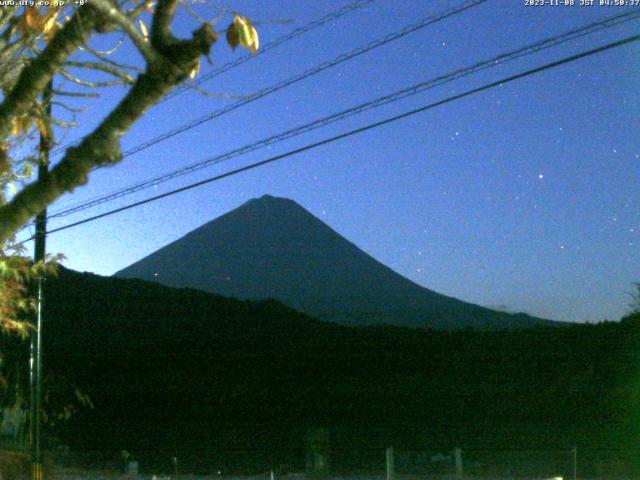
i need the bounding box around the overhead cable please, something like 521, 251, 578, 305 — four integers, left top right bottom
19, 34, 637, 244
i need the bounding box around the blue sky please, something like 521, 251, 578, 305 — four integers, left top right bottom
24, 0, 639, 322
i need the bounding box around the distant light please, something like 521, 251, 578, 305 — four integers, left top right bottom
154, 272, 158, 277
538, 174, 544, 179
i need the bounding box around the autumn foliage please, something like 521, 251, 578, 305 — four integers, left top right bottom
0, 1, 258, 335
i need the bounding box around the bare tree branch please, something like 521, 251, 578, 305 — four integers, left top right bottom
0, 7, 217, 243
186, 82, 249, 99
51, 101, 86, 113
59, 68, 130, 88
51, 89, 100, 98
50, 117, 79, 128
126, 0, 155, 22
0, 5, 99, 142
150, 0, 179, 50
80, 36, 126, 56
82, 43, 143, 72
64, 60, 136, 83
91, 0, 158, 63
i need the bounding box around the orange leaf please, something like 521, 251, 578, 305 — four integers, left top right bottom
25, 6, 40, 30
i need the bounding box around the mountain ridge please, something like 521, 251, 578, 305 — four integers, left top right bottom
115, 194, 558, 330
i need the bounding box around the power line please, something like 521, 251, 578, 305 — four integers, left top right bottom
91, 0, 486, 163
48, 0, 378, 158
46, 9, 640, 221
163, 0, 377, 102
41, 0, 487, 224
19, 34, 637, 244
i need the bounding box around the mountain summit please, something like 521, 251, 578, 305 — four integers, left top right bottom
115, 195, 555, 329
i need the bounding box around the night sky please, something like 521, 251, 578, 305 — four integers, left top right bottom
23, 1, 639, 323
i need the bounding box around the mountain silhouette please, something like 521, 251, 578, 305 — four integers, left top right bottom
116, 194, 556, 329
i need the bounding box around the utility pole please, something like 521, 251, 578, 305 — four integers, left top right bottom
30, 79, 52, 480
454, 447, 463, 479
385, 446, 395, 480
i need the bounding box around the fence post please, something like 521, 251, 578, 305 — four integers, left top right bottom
386, 446, 395, 480
454, 447, 463, 479
572, 446, 577, 480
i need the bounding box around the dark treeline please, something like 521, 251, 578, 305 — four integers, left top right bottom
2, 268, 639, 477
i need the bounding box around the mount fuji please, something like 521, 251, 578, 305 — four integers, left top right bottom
115, 195, 556, 330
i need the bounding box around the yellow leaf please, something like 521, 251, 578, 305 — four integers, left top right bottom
188, 59, 200, 79
42, 10, 59, 36
45, 21, 61, 41
20, 6, 59, 36
139, 19, 148, 41
228, 15, 259, 54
